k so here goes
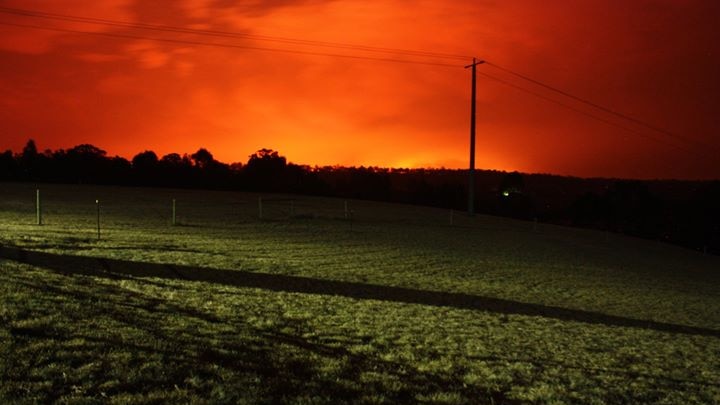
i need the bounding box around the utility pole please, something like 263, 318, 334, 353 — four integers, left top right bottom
465, 57, 485, 215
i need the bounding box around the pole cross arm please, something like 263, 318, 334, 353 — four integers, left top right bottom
465, 59, 485, 69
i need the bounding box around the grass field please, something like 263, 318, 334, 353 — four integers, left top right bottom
1, 182, 719, 404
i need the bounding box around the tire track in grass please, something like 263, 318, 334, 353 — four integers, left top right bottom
1, 245, 719, 339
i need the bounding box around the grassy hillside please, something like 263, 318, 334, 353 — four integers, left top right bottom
1, 182, 718, 404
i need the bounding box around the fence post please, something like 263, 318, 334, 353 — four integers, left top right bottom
290, 200, 295, 217
172, 198, 176, 226
95, 199, 101, 240
258, 197, 263, 220
450, 209, 454, 226
36, 189, 42, 225
344, 200, 349, 220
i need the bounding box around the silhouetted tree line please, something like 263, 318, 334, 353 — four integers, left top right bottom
1, 140, 718, 254
569, 180, 720, 253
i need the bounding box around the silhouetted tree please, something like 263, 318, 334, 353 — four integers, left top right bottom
191, 148, 215, 169
21, 139, 38, 159
106, 156, 132, 185
244, 149, 288, 191
158, 153, 194, 187
0, 149, 18, 180
186, 148, 234, 188
63, 144, 109, 184
19, 139, 41, 180
132, 150, 159, 170
160, 153, 185, 167
132, 150, 160, 185
247, 149, 286, 167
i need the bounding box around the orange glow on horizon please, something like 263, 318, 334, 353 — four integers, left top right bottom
1, 0, 719, 179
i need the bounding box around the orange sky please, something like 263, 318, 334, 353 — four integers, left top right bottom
1, 0, 719, 179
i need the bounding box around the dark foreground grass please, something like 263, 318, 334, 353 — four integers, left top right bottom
1, 182, 719, 403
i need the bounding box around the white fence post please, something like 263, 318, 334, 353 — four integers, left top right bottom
95, 199, 101, 240
36, 189, 42, 225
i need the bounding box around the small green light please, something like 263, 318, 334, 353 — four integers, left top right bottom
502, 191, 510, 197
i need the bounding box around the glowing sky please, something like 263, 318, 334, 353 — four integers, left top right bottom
1, 0, 718, 179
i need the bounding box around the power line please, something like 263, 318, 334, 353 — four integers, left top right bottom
0, 7, 713, 160
485, 61, 717, 153
0, 21, 462, 68
0, 6, 471, 62
477, 72, 711, 159
0, 20, 707, 158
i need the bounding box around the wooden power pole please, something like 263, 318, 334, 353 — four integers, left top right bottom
464, 58, 485, 215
